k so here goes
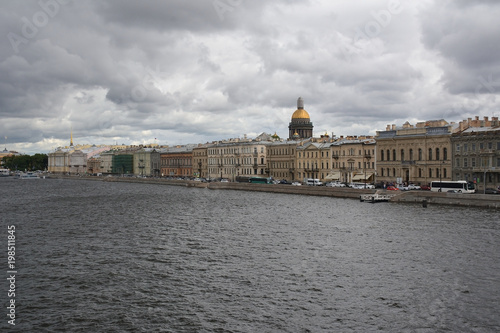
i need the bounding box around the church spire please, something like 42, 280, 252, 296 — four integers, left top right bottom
70, 127, 73, 146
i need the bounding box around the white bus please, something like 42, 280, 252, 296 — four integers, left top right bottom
430, 180, 475, 193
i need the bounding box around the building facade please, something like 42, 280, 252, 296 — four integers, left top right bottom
451, 117, 500, 191
328, 137, 376, 184
192, 145, 209, 179
207, 140, 270, 181
375, 120, 454, 186
133, 148, 161, 177
266, 141, 298, 181
160, 145, 194, 178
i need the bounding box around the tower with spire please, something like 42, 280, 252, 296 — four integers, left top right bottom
70, 127, 74, 147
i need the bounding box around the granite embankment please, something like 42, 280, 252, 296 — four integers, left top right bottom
50, 175, 500, 209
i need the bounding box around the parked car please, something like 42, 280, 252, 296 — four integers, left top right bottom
326, 181, 345, 187
220, 179, 229, 183
386, 186, 399, 191
484, 188, 500, 194
407, 184, 421, 190
420, 184, 431, 191
291, 181, 302, 186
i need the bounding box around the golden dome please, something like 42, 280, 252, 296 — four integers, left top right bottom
291, 108, 310, 119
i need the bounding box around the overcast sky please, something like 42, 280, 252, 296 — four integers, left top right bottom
1, 0, 500, 154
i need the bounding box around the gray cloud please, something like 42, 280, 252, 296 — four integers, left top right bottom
0, 0, 499, 154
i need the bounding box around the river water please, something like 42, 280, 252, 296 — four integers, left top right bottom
0, 178, 499, 332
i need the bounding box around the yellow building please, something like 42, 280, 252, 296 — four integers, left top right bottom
207, 139, 270, 181
296, 142, 331, 182
192, 145, 209, 178
328, 137, 376, 184
375, 120, 454, 186
266, 141, 299, 181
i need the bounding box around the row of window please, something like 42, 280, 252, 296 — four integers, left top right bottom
380, 167, 448, 178
380, 148, 448, 162
207, 168, 264, 175
161, 159, 192, 166
455, 141, 500, 152
456, 157, 500, 168
207, 157, 265, 165
207, 147, 265, 155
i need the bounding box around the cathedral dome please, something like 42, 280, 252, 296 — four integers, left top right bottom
291, 108, 310, 120
291, 97, 310, 120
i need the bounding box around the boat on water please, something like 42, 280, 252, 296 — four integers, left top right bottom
0, 169, 11, 177
18, 172, 41, 179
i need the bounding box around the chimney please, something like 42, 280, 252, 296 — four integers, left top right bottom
392, 124, 396, 130
386, 125, 391, 131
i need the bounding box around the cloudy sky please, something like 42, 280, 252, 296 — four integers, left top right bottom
1, 0, 500, 154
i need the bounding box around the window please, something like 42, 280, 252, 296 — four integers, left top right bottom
387, 150, 390, 161
409, 149, 413, 161
464, 143, 468, 152
392, 168, 396, 177
436, 148, 440, 161
443, 148, 448, 160
488, 142, 493, 149
428, 148, 432, 161
381, 168, 384, 176
429, 168, 432, 178
381, 150, 384, 161
472, 143, 476, 151
456, 144, 460, 152
393, 150, 396, 161
443, 168, 447, 178
480, 142, 484, 150
418, 148, 422, 161
464, 158, 468, 168
401, 149, 405, 161
471, 157, 476, 167
418, 168, 422, 178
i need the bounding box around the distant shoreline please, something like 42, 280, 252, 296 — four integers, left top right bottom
41, 175, 500, 209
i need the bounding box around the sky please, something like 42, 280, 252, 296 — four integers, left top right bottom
1, 0, 500, 154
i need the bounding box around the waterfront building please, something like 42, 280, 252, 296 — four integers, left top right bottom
192, 144, 209, 179
133, 148, 161, 177
266, 140, 299, 181
375, 120, 456, 186
288, 97, 313, 140
99, 151, 114, 174
296, 142, 331, 182
86, 156, 101, 175
160, 145, 195, 178
451, 116, 500, 191
207, 138, 270, 181
327, 136, 376, 184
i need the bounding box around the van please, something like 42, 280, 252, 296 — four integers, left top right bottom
305, 178, 323, 186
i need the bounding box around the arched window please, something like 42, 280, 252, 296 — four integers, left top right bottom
428, 148, 432, 161
381, 150, 384, 161
436, 148, 440, 161
401, 149, 405, 161
418, 148, 422, 161
409, 149, 413, 161
387, 150, 390, 161
393, 150, 396, 161
443, 148, 448, 160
